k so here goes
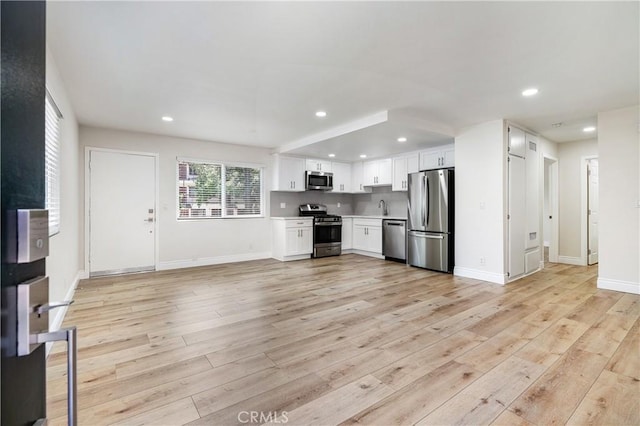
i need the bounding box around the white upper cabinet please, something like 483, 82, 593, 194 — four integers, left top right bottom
351, 162, 370, 193
419, 144, 455, 170
364, 158, 392, 186
508, 126, 526, 158
273, 155, 305, 192
305, 158, 332, 172
392, 154, 419, 191
331, 162, 351, 193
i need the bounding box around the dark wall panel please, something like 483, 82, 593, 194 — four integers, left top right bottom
1, 1, 48, 425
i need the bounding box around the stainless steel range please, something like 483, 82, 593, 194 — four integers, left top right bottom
299, 204, 342, 258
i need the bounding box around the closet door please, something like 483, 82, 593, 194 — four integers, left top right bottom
508, 155, 526, 279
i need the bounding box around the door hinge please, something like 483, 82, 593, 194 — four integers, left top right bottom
588, 209, 592, 215
507, 214, 511, 219
588, 249, 592, 255
507, 272, 511, 277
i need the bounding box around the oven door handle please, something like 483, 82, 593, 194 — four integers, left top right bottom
314, 222, 343, 227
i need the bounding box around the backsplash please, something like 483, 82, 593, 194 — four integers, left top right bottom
353, 187, 407, 217
270, 191, 354, 216
270, 187, 407, 217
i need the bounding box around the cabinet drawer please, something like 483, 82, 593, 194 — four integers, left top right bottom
284, 219, 312, 228
353, 218, 382, 228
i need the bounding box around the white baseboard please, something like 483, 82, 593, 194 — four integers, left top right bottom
558, 256, 586, 266
597, 277, 640, 295
348, 249, 384, 260
46, 270, 83, 358
454, 266, 507, 285
157, 252, 271, 271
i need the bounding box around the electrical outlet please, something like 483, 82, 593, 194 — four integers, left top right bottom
280, 202, 286, 209
480, 257, 486, 265
337, 202, 341, 208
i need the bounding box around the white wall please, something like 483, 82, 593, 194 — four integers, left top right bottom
597, 105, 639, 294
557, 138, 598, 264
454, 119, 507, 284
79, 127, 273, 270
45, 47, 81, 332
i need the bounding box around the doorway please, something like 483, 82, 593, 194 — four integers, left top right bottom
543, 155, 559, 264
587, 158, 599, 265
87, 148, 158, 276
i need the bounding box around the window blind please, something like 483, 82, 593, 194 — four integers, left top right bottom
45, 92, 62, 235
225, 166, 262, 216
177, 160, 263, 219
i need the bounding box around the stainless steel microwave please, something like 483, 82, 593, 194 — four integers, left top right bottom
305, 171, 333, 191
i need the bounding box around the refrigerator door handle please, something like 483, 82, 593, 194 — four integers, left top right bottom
426, 176, 430, 227
422, 175, 426, 226
409, 232, 444, 240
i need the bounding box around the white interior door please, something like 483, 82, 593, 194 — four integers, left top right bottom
508, 155, 526, 279
89, 150, 156, 276
588, 159, 599, 265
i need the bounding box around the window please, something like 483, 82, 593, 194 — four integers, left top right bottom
177, 160, 263, 219
45, 91, 62, 235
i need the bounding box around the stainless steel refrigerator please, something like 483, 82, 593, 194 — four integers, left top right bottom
407, 169, 454, 273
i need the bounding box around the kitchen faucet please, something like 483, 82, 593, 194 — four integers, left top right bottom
378, 199, 388, 216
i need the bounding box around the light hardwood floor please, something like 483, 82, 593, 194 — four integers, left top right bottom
47, 255, 639, 425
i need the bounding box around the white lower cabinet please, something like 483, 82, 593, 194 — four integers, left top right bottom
341, 218, 353, 250
352, 218, 382, 254
271, 218, 313, 261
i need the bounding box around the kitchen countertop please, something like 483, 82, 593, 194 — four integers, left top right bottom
342, 215, 407, 220
271, 215, 406, 220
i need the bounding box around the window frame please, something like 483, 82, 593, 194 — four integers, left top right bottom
176, 157, 265, 220
45, 89, 63, 236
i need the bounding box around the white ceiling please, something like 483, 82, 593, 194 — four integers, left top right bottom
47, 2, 638, 162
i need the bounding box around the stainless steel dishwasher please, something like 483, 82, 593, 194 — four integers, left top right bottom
382, 219, 406, 262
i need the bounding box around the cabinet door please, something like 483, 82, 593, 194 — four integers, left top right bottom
407, 154, 419, 174
306, 159, 332, 172
508, 126, 526, 158
525, 133, 539, 250
377, 159, 392, 185
508, 156, 526, 279
285, 228, 301, 255
442, 147, 455, 168
277, 156, 305, 191
331, 162, 351, 193
351, 162, 366, 193
342, 218, 353, 250
363, 161, 378, 186
392, 157, 408, 191
367, 226, 383, 254
420, 150, 441, 170
299, 228, 313, 253
352, 225, 367, 250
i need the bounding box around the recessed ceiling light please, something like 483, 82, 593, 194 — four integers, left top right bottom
162, 116, 174, 122
522, 88, 539, 97
315, 111, 327, 118
583, 126, 596, 132
359, 154, 367, 159
397, 137, 407, 143
328, 153, 335, 158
